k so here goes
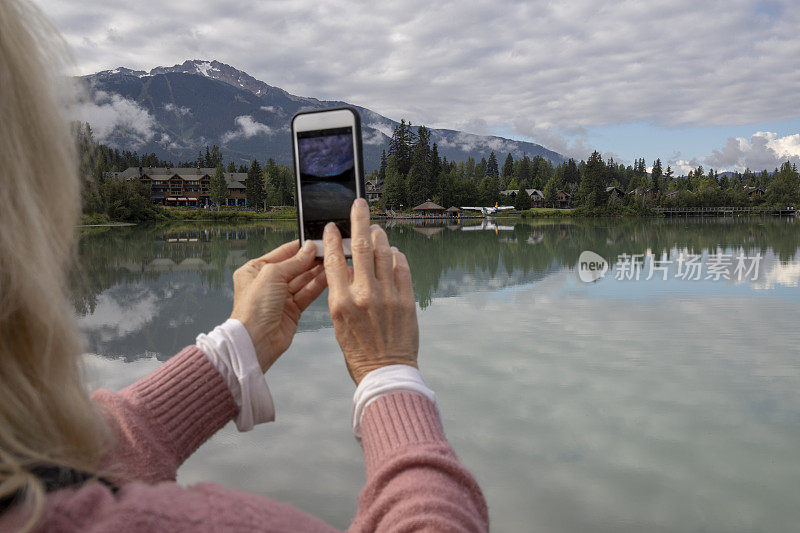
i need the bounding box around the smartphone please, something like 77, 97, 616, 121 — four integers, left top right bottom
292, 106, 365, 258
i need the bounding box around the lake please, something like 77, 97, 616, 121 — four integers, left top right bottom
73, 217, 800, 532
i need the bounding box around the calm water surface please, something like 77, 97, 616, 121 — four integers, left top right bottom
73, 217, 800, 532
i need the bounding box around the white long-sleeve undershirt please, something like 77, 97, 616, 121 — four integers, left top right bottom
196, 319, 438, 437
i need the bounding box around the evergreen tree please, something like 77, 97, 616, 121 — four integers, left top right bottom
262, 167, 278, 206
563, 158, 580, 186
209, 164, 228, 209
543, 174, 558, 208
383, 158, 408, 209
227, 161, 236, 173
766, 161, 799, 206
407, 126, 433, 205
246, 159, 264, 209
465, 157, 476, 179
437, 168, 456, 208
407, 163, 427, 206
530, 156, 542, 188
651, 158, 663, 195
479, 175, 500, 205
514, 154, 532, 187
431, 143, 441, 180
210, 145, 223, 168
264, 158, 294, 205
501, 153, 514, 188
578, 151, 607, 207
487, 151, 499, 179
388, 120, 414, 176
476, 157, 487, 180
514, 185, 531, 210
378, 150, 387, 185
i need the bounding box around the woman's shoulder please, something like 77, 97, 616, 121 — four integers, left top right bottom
13, 480, 339, 532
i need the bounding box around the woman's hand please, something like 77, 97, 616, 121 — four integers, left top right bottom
323, 199, 419, 385
230, 240, 327, 373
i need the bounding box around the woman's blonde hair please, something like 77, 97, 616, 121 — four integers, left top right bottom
0, 0, 110, 527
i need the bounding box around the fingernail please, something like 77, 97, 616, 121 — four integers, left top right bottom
354, 198, 368, 209
302, 240, 315, 251
390, 246, 399, 253
324, 222, 335, 233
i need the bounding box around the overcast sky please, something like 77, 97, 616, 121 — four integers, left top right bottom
34, 0, 800, 172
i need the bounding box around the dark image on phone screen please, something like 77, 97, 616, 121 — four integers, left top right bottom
297, 127, 357, 240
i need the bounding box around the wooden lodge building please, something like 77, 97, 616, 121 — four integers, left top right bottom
106, 167, 248, 207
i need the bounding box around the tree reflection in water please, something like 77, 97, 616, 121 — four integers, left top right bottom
71, 217, 800, 360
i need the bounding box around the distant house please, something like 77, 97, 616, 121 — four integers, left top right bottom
500, 188, 544, 207
365, 179, 383, 203
225, 174, 247, 206
556, 190, 572, 208
108, 166, 248, 206
627, 186, 656, 200
664, 190, 680, 199
605, 186, 625, 200
412, 200, 446, 217
528, 189, 545, 208
744, 185, 764, 199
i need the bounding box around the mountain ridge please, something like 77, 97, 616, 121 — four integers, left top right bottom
82, 59, 565, 170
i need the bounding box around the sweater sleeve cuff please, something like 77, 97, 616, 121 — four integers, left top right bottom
196, 318, 275, 431
359, 392, 447, 474
352, 364, 438, 440
122, 346, 238, 463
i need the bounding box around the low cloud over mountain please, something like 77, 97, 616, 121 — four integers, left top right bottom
73, 60, 564, 169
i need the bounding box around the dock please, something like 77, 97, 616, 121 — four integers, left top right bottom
654, 206, 797, 217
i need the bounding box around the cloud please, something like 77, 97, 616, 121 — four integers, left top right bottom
37, 0, 800, 139
363, 128, 388, 146
436, 130, 551, 160
367, 122, 394, 138
260, 105, 276, 112
512, 118, 592, 160
68, 89, 156, 146
164, 102, 191, 116
703, 132, 800, 172
76, 285, 159, 342
462, 118, 489, 136
221, 115, 273, 143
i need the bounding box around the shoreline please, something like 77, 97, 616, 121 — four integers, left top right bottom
81, 205, 798, 225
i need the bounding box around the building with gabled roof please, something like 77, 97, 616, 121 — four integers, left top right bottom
106, 167, 248, 206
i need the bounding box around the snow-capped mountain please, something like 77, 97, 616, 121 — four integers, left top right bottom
81, 59, 564, 170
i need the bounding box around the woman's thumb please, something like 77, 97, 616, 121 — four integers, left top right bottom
277, 240, 317, 279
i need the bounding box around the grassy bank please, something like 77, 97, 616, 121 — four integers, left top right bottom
155, 206, 297, 221
84, 204, 662, 225
502, 207, 578, 218
498, 205, 655, 217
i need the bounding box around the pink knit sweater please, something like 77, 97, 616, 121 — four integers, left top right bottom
3, 347, 488, 531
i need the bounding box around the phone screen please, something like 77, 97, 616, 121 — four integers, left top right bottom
297, 126, 357, 240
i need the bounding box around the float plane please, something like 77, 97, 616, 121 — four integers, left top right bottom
460, 202, 515, 216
